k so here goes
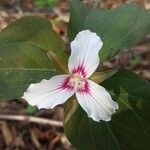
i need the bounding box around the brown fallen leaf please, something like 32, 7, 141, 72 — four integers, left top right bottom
30, 129, 41, 150
0, 121, 13, 145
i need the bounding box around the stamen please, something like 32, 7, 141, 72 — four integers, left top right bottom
59, 74, 90, 94
69, 74, 89, 93
72, 63, 86, 77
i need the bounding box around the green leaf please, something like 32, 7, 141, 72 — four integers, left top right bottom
0, 16, 67, 100
69, 0, 150, 62
0, 68, 56, 100
64, 69, 150, 150
35, 0, 57, 7
25, 105, 38, 115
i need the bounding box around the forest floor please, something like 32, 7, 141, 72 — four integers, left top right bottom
0, 0, 149, 149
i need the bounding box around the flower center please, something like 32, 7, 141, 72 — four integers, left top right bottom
69, 74, 86, 90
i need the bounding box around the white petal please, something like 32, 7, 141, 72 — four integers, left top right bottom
68, 30, 103, 78
76, 80, 118, 122
22, 75, 75, 109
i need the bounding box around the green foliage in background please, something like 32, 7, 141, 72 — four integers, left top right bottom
35, 0, 57, 7
25, 105, 38, 115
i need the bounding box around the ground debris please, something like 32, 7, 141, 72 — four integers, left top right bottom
0, 99, 74, 149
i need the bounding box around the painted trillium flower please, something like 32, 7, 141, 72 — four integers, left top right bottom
22, 30, 119, 122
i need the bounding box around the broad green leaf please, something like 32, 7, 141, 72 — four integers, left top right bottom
0, 16, 67, 99
64, 69, 150, 150
69, 0, 150, 62
0, 68, 56, 100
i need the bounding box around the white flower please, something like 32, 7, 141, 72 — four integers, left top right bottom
22, 30, 119, 122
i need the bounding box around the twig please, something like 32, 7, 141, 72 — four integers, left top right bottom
0, 115, 63, 127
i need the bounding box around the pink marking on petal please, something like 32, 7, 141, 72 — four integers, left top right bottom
72, 62, 87, 77
77, 80, 90, 94
58, 76, 74, 91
